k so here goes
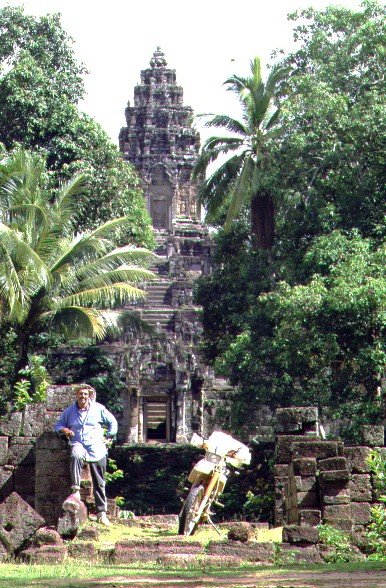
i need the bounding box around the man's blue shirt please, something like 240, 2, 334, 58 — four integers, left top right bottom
54, 401, 118, 462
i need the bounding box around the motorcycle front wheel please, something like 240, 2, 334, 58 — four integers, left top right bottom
178, 484, 205, 536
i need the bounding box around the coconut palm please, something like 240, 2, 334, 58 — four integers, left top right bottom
193, 57, 288, 250
0, 147, 156, 373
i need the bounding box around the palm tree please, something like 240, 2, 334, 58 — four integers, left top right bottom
0, 148, 156, 375
193, 57, 287, 250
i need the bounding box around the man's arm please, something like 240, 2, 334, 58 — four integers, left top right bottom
54, 407, 74, 438
100, 406, 118, 438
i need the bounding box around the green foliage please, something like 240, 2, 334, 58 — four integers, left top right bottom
47, 344, 126, 413
318, 524, 358, 563
0, 147, 155, 405
13, 379, 32, 411
105, 458, 124, 485
366, 450, 386, 559
18, 354, 51, 401
195, 2, 386, 437
193, 57, 288, 250
0, 6, 154, 248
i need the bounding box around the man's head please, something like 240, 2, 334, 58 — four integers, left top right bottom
74, 386, 91, 410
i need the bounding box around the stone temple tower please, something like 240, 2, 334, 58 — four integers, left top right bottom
114, 49, 225, 445
119, 47, 201, 230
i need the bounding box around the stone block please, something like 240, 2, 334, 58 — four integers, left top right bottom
45, 385, 76, 411
274, 464, 289, 478
321, 483, 350, 505
8, 437, 35, 466
292, 458, 317, 476
44, 410, 63, 431
207, 541, 275, 562
281, 543, 323, 563
298, 509, 322, 527
22, 402, 46, 437
318, 457, 347, 471
349, 474, 372, 502
0, 411, 22, 436
77, 526, 100, 541
297, 491, 318, 507
32, 527, 63, 546
14, 465, 35, 495
0, 541, 8, 561
113, 540, 161, 563
325, 519, 353, 532
344, 447, 371, 473
18, 545, 67, 563
227, 522, 254, 542
282, 525, 319, 544
0, 437, 8, 466
362, 425, 384, 447
0, 492, 45, 552
0, 466, 13, 498
294, 475, 317, 492
35, 431, 69, 451
291, 441, 339, 461
351, 502, 371, 525
323, 503, 351, 522
68, 542, 96, 559
319, 469, 350, 483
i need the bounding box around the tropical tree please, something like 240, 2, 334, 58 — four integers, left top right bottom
0, 6, 154, 248
193, 57, 288, 250
0, 148, 156, 381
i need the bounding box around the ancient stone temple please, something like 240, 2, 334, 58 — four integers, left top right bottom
119, 47, 201, 230
116, 48, 224, 444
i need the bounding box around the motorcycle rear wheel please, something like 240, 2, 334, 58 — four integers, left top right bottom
178, 484, 205, 536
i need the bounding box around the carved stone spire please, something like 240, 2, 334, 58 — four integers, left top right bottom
119, 50, 201, 230
150, 47, 167, 68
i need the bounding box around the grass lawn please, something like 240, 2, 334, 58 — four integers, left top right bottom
1, 561, 386, 588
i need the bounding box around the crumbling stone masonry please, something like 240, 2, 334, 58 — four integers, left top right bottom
274, 407, 385, 550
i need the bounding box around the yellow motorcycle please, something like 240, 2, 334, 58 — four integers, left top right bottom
178, 431, 251, 536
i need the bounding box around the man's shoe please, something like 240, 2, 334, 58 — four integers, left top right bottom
97, 512, 110, 526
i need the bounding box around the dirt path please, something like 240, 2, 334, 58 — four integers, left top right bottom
24, 568, 386, 588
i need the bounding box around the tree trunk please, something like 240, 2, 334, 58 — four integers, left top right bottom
250, 192, 275, 251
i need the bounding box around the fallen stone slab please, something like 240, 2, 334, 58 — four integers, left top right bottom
18, 545, 67, 564
77, 525, 100, 540
227, 522, 255, 542
114, 540, 161, 563
31, 527, 63, 547
68, 541, 97, 559
206, 540, 275, 563
282, 525, 319, 544
0, 491, 45, 553
280, 543, 323, 564
158, 553, 242, 568
122, 513, 178, 527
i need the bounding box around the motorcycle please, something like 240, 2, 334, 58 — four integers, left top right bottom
178, 430, 252, 536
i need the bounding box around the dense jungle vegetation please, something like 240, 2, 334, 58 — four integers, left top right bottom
194, 0, 385, 440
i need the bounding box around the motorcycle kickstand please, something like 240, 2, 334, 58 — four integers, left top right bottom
206, 514, 222, 536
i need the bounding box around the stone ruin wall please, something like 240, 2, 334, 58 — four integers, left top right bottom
274, 407, 385, 553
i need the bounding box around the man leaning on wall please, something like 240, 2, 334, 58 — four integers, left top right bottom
54, 384, 118, 526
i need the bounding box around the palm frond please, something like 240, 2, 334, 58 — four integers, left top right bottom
75, 246, 157, 279
76, 268, 157, 291
56, 283, 147, 309
205, 115, 248, 136
52, 174, 88, 230
193, 137, 244, 179
40, 306, 107, 340
224, 157, 254, 231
